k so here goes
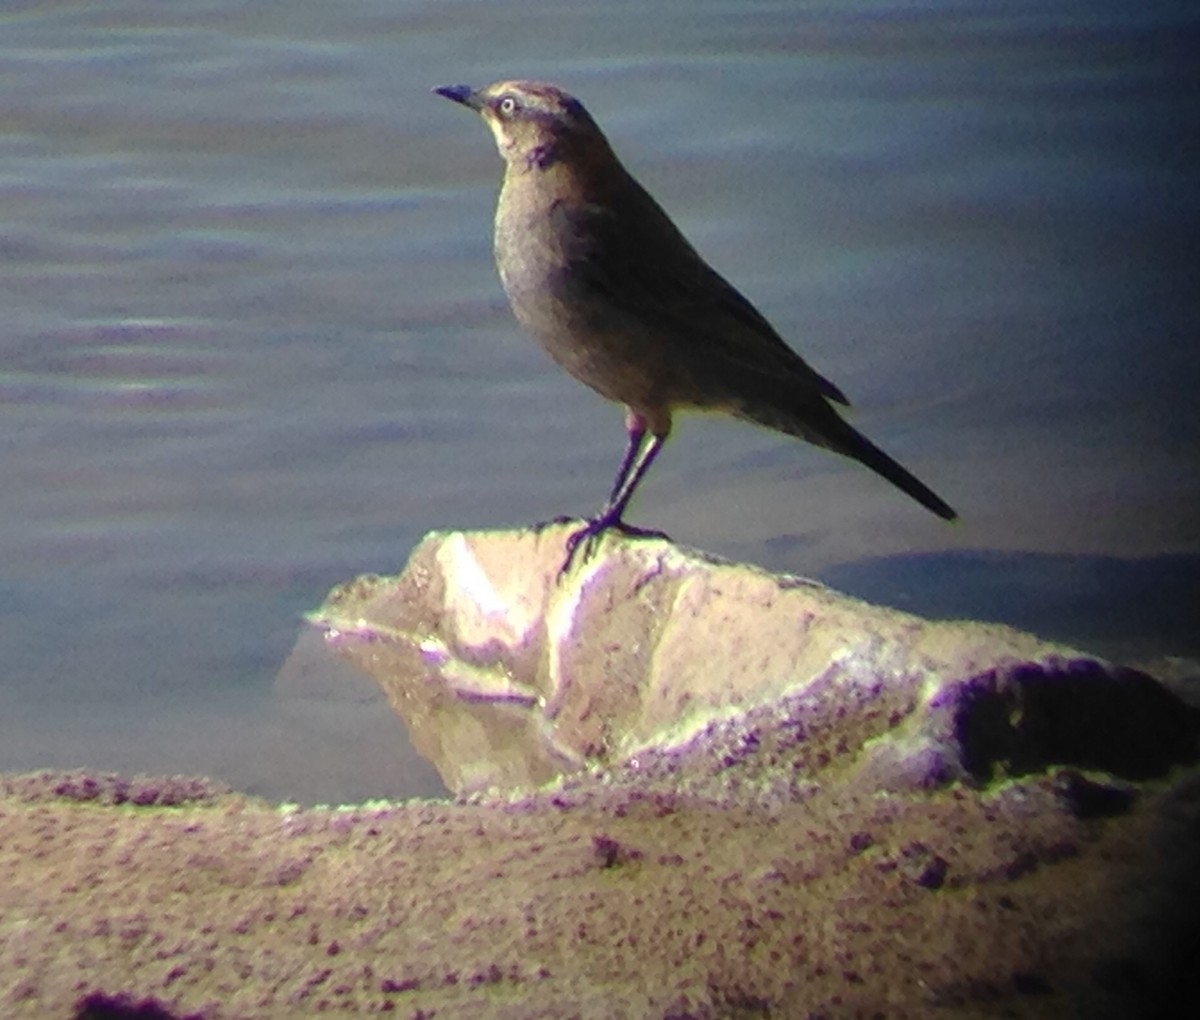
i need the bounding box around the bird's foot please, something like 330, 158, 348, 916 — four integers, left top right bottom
557, 515, 670, 580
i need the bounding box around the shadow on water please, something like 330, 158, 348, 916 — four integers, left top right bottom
821, 551, 1200, 665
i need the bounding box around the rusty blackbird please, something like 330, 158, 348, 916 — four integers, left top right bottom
434, 80, 956, 573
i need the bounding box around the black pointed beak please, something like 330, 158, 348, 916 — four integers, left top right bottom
434, 84, 482, 111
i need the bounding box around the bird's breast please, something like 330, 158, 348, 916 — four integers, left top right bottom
493, 191, 576, 327
491, 191, 659, 408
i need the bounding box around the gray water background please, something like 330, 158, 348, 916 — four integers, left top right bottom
2, 1, 1197, 804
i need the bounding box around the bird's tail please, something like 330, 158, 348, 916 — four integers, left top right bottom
823, 417, 957, 521
732, 390, 957, 521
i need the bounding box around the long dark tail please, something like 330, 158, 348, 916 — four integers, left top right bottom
825, 417, 957, 521
732, 387, 957, 520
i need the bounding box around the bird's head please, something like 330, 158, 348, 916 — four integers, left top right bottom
434, 80, 610, 172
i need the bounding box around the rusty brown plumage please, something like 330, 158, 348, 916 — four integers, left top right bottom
434, 80, 955, 573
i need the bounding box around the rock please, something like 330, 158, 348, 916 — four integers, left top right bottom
309, 525, 1199, 796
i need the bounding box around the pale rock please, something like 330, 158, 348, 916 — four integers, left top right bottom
310, 525, 1198, 795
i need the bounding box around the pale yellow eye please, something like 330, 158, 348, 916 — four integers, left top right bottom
497, 95, 519, 117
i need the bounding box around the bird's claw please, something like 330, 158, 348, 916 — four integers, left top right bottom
556, 517, 671, 580
558, 521, 605, 578
532, 514, 579, 533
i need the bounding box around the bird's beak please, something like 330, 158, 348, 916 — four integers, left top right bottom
433, 84, 482, 111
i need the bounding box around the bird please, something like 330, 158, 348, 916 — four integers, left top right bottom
433, 80, 956, 574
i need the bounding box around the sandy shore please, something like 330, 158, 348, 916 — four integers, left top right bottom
3, 763, 1196, 1019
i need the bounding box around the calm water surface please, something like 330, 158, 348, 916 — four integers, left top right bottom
1, 1, 1196, 803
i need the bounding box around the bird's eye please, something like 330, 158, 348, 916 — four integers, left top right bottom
497, 95, 520, 117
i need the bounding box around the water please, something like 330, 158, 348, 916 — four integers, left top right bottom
2, 1, 1197, 804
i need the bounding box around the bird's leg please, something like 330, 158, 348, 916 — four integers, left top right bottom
537, 417, 645, 533
605, 411, 648, 506
559, 412, 669, 576
602, 432, 663, 529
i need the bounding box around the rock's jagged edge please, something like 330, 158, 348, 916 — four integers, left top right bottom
309, 524, 1199, 798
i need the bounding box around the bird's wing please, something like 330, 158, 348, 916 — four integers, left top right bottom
550, 194, 850, 407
